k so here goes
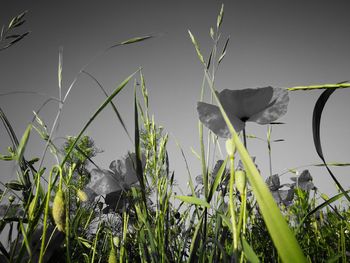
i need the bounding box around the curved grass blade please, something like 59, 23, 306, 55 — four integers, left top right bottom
82, 70, 133, 143
312, 88, 350, 202
203, 69, 307, 263
61, 69, 140, 167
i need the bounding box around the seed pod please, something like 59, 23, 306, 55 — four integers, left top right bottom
52, 189, 66, 232
77, 189, 88, 202
225, 139, 236, 157
108, 246, 117, 263
235, 170, 246, 193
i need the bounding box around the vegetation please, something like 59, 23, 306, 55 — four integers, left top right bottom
0, 6, 349, 262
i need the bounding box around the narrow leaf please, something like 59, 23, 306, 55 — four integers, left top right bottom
175, 195, 211, 209
312, 87, 350, 202
61, 69, 139, 166
16, 124, 32, 162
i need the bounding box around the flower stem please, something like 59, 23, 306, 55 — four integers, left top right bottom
242, 128, 247, 149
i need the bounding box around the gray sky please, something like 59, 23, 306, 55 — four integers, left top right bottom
1, 0, 350, 197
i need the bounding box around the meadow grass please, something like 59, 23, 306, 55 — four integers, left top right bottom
0, 6, 349, 263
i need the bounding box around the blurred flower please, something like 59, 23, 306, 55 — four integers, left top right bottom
266, 174, 294, 206
88, 152, 145, 195
197, 86, 289, 138
290, 170, 316, 191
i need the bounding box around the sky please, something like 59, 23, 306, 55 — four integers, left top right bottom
1, 0, 350, 198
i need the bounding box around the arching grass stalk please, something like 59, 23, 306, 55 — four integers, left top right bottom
38, 165, 62, 263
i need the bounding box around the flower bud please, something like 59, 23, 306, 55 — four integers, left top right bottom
52, 189, 66, 232
235, 170, 246, 193
77, 189, 88, 202
225, 139, 236, 157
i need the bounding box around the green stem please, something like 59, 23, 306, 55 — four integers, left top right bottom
229, 153, 238, 261
38, 166, 61, 263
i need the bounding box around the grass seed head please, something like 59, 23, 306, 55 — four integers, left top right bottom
77, 189, 88, 202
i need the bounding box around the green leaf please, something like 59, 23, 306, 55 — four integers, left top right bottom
16, 124, 32, 162
175, 195, 211, 209
242, 237, 260, 263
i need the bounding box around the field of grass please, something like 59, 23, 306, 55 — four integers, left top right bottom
0, 6, 349, 263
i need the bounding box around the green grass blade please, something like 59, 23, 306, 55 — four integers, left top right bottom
61, 69, 139, 167
241, 237, 260, 263
16, 124, 32, 162
175, 195, 211, 209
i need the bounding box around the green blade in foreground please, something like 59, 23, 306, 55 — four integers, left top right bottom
204, 70, 307, 263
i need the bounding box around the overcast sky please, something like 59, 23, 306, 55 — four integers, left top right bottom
1, 0, 350, 197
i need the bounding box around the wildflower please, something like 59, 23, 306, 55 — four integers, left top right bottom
197, 86, 289, 138
88, 152, 145, 195
52, 189, 66, 232
290, 169, 316, 191
266, 174, 294, 205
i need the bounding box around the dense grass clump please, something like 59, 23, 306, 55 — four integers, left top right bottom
0, 6, 349, 262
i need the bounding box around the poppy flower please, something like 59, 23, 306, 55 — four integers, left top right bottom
87, 152, 145, 195
197, 86, 289, 138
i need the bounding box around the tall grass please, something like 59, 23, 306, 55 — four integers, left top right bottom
0, 7, 349, 263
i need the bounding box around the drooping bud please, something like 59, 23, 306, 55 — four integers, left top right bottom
52, 189, 66, 232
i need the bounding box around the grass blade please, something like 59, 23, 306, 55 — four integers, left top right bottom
312, 87, 350, 202
175, 195, 211, 209
61, 69, 140, 167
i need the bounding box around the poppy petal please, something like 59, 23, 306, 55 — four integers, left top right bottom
249, 87, 289, 124
219, 87, 274, 119
88, 169, 122, 195
197, 101, 245, 137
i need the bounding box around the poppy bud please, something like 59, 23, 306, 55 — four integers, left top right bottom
77, 189, 88, 202
225, 139, 236, 157
8, 195, 15, 203
235, 170, 246, 193
52, 189, 66, 232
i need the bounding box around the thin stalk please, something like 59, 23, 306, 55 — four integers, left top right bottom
38, 166, 61, 263
228, 153, 238, 261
